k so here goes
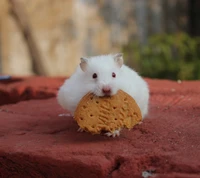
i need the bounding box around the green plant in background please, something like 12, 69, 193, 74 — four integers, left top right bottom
122, 33, 200, 80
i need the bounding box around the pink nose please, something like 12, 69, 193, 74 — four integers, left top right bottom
102, 87, 111, 95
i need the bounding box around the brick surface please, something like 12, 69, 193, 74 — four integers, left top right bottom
0, 77, 200, 178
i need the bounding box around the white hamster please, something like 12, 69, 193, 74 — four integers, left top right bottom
57, 53, 149, 136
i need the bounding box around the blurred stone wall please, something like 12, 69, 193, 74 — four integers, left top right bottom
0, 0, 188, 76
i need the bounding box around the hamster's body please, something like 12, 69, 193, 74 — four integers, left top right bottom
115, 64, 149, 118
57, 54, 149, 136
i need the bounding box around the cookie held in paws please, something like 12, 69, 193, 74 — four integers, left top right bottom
74, 90, 142, 135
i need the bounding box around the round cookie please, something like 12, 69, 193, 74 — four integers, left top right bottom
74, 90, 142, 134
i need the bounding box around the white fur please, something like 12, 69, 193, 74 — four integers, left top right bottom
57, 54, 149, 119
104, 129, 121, 137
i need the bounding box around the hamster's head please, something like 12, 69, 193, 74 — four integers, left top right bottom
80, 53, 123, 97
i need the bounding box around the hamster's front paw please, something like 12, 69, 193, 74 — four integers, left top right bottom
77, 127, 84, 132
104, 129, 121, 137
58, 113, 71, 117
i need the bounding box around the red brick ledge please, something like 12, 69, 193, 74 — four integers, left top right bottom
0, 76, 65, 106
0, 77, 200, 178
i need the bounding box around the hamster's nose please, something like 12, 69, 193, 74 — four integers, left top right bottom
102, 87, 111, 95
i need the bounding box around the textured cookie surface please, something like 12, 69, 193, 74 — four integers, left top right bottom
74, 90, 142, 134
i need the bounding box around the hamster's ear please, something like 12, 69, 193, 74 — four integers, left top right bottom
114, 53, 123, 68
80, 57, 88, 72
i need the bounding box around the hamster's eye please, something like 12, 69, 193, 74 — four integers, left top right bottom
93, 73, 97, 79
112, 72, 116, 78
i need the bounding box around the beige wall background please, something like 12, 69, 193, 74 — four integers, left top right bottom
0, 0, 188, 76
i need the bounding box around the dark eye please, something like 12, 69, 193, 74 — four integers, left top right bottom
112, 72, 116, 78
93, 73, 97, 79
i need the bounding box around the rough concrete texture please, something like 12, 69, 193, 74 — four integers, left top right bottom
0, 77, 200, 178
